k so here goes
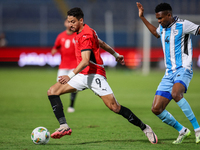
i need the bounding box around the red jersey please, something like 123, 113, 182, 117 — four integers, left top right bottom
53, 31, 77, 69
74, 24, 106, 78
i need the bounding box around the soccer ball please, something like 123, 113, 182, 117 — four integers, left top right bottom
31, 127, 50, 145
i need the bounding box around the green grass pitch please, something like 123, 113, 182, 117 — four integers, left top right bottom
0, 66, 200, 150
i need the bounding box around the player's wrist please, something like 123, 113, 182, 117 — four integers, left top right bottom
113, 52, 119, 58
67, 71, 75, 79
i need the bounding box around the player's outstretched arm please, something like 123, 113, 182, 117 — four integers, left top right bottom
98, 38, 125, 65
136, 2, 159, 38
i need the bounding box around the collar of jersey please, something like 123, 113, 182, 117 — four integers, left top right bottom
166, 16, 178, 28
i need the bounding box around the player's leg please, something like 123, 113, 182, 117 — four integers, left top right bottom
172, 83, 199, 130
47, 82, 77, 139
89, 74, 146, 130
172, 81, 200, 143
67, 70, 78, 113
154, 73, 191, 144
152, 95, 190, 144
89, 74, 157, 144
100, 94, 157, 144
100, 94, 144, 128
67, 92, 77, 113
57, 69, 77, 113
173, 68, 200, 143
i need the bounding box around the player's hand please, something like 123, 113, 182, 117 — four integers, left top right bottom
51, 49, 57, 55
58, 75, 70, 84
116, 55, 125, 65
136, 2, 144, 18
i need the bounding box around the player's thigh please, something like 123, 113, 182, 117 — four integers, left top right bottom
171, 82, 185, 100
88, 74, 120, 112
67, 74, 88, 91
173, 68, 193, 94
152, 95, 170, 115
88, 74, 113, 96
157, 75, 174, 95
48, 82, 77, 96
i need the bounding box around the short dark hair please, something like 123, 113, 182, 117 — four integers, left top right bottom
155, 3, 172, 13
67, 7, 84, 20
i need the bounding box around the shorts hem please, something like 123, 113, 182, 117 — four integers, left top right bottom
155, 91, 172, 100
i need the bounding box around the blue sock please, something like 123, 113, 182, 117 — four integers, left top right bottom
173, 121, 184, 132
177, 98, 200, 130
190, 118, 200, 130
157, 110, 183, 131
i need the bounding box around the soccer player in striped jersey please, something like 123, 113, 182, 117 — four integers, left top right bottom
137, 2, 200, 144
47, 7, 158, 144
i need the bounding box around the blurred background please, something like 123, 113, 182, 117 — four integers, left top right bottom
0, 0, 200, 72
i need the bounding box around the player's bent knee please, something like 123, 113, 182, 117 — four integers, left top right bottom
47, 87, 55, 96
110, 104, 120, 113
171, 92, 183, 101
47, 88, 51, 96
151, 106, 162, 115
171, 92, 177, 100
112, 108, 120, 113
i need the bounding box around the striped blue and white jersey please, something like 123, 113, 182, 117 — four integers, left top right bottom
156, 16, 200, 75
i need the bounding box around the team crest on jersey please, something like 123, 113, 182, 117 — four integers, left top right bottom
173, 29, 178, 35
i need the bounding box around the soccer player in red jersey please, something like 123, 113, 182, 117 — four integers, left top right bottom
47, 7, 158, 144
51, 19, 77, 113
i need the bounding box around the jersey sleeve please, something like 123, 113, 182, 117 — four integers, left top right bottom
53, 34, 61, 49
184, 20, 200, 36
156, 25, 161, 36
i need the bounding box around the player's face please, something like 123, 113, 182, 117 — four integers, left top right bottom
67, 16, 83, 32
156, 11, 172, 28
64, 19, 71, 31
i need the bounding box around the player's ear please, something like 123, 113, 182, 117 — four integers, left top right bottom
79, 18, 83, 24
167, 11, 172, 17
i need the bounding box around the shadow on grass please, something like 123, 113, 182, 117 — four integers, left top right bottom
48, 137, 195, 145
